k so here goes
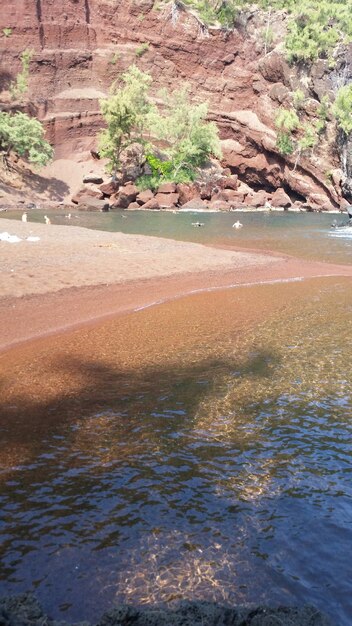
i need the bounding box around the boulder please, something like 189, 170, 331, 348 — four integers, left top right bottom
237, 181, 253, 196
198, 180, 223, 200
99, 180, 120, 196
83, 175, 104, 184
176, 183, 199, 205
110, 183, 138, 209
229, 191, 248, 207
136, 189, 154, 205
208, 199, 230, 211
142, 198, 161, 210
127, 201, 140, 210
269, 82, 290, 104
71, 187, 103, 204
246, 190, 271, 208
157, 182, 177, 193
258, 51, 290, 84
222, 175, 238, 191
271, 188, 292, 208
223, 189, 247, 203
180, 199, 207, 211
210, 190, 230, 203
77, 197, 110, 211
154, 192, 179, 208
308, 194, 334, 211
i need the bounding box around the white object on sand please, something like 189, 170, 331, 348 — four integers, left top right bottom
22, 212, 28, 222
0, 231, 22, 243
26, 236, 40, 242
44, 215, 51, 224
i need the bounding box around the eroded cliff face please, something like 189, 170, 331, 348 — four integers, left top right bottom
0, 0, 349, 209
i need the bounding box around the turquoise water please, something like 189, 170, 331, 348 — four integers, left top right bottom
0, 211, 352, 624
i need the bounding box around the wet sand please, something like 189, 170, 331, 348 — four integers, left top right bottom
1, 218, 352, 353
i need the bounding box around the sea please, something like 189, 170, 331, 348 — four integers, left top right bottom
0, 209, 351, 624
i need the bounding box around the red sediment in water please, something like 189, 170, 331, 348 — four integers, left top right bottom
1, 253, 352, 354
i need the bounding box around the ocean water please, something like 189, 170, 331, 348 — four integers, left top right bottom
0, 211, 352, 624
2, 208, 352, 264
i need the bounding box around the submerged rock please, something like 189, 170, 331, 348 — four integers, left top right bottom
0, 595, 334, 626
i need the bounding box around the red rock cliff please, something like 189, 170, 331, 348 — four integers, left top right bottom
0, 0, 346, 209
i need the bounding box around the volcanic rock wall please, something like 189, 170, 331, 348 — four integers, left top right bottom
0, 0, 347, 209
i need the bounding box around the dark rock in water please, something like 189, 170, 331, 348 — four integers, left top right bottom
0, 595, 334, 626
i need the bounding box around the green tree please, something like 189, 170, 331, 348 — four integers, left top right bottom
146, 84, 221, 181
0, 111, 53, 166
332, 85, 352, 135
100, 67, 221, 186
99, 65, 152, 175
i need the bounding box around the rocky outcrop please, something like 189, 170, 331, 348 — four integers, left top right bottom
0, 0, 348, 210
0, 594, 333, 626
78, 172, 300, 212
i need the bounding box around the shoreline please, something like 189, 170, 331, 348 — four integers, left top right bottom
1, 218, 352, 354
2, 261, 352, 355
0, 594, 333, 626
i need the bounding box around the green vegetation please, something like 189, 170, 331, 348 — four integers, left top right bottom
297, 122, 317, 151
292, 88, 305, 110
259, 1, 352, 63
332, 84, 352, 135
99, 66, 152, 175
156, 0, 239, 28
99, 66, 221, 186
145, 84, 221, 185
275, 108, 299, 133
0, 111, 53, 166
275, 106, 318, 162
135, 42, 149, 57
9, 49, 33, 101
2, 27, 12, 38
156, 1, 352, 63
276, 131, 294, 155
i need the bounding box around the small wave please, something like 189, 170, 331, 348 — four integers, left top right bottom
329, 229, 352, 239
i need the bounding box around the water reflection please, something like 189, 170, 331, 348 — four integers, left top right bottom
0, 278, 351, 624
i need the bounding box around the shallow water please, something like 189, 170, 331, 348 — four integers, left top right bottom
0, 277, 352, 624
2, 208, 352, 264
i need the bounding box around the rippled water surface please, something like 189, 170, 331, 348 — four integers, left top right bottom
3, 208, 352, 264
1, 277, 352, 624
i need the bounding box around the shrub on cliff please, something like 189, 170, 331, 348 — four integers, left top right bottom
9, 49, 33, 101
332, 85, 352, 136
0, 111, 53, 166
158, 1, 352, 64
144, 84, 221, 186
99, 66, 221, 186
99, 66, 152, 176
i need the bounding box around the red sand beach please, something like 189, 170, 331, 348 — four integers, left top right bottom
1, 218, 352, 353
